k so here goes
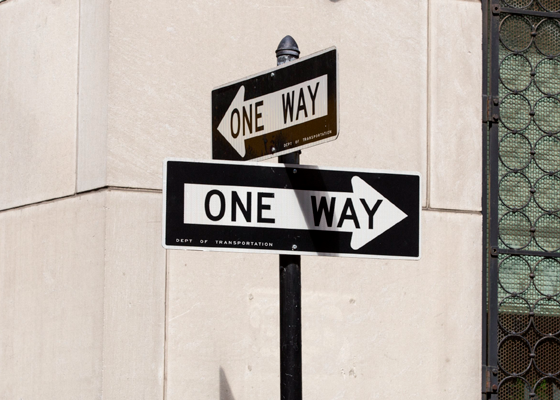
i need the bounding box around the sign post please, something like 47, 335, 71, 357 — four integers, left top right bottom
163, 37, 421, 400
276, 36, 303, 400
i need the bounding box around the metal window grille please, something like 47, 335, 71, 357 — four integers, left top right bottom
484, 1, 560, 400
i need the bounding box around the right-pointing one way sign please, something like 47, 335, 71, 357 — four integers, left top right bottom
163, 159, 421, 259
212, 47, 338, 161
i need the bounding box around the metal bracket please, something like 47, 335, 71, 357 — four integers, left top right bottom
491, 96, 500, 123
483, 96, 501, 123
482, 365, 499, 394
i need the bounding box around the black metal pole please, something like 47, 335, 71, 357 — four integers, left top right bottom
279, 254, 302, 400
276, 35, 302, 400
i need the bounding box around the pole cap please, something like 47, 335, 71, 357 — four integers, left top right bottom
275, 35, 300, 58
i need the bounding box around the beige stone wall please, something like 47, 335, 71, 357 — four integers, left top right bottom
166, 211, 481, 399
0, 190, 165, 398
0, 0, 482, 398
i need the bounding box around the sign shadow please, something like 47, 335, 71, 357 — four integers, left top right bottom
288, 167, 341, 256
219, 367, 236, 400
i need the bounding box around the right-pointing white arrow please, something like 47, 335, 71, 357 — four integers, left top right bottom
216, 75, 328, 157
347, 176, 408, 249
184, 176, 407, 250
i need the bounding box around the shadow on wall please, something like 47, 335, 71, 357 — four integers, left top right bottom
220, 367, 236, 400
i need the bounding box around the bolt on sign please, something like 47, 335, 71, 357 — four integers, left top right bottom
163, 159, 421, 259
212, 47, 338, 161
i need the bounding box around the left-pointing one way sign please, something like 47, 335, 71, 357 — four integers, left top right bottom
163, 159, 421, 259
212, 47, 338, 161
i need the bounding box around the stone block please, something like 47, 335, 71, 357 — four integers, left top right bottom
164, 210, 481, 399
0, 193, 106, 399
101, 190, 166, 399
428, 0, 482, 211
76, 0, 110, 192
0, 0, 79, 210
104, 0, 428, 205
0, 189, 166, 399
300, 210, 482, 398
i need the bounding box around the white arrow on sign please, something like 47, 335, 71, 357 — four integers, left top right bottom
217, 75, 328, 157
184, 176, 407, 250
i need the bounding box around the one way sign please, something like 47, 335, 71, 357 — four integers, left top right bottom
163, 159, 421, 259
212, 47, 338, 161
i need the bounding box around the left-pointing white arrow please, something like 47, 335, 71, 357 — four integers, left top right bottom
217, 75, 328, 157
184, 176, 407, 250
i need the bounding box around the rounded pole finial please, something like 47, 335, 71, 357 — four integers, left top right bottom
275, 35, 300, 62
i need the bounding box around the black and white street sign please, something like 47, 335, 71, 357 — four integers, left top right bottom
212, 47, 338, 161
163, 159, 420, 259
